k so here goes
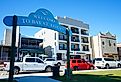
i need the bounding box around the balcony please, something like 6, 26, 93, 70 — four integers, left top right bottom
71, 35, 80, 42
82, 45, 89, 51
81, 37, 89, 43
71, 43, 80, 51
71, 27, 79, 34
81, 29, 89, 35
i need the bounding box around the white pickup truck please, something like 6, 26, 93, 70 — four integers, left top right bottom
4, 57, 54, 74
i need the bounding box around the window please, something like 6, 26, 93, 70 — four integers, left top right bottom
55, 42, 56, 46
55, 33, 56, 40
77, 60, 81, 63
71, 35, 79, 42
109, 40, 111, 46
102, 41, 105, 45
71, 43, 80, 51
25, 58, 35, 62
81, 29, 89, 35
59, 43, 67, 50
104, 58, 114, 61
114, 43, 116, 46
82, 45, 89, 51
71, 27, 79, 34
81, 37, 89, 43
59, 33, 67, 40
36, 59, 44, 63
95, 58, 102, 61
72, 60, 76, 63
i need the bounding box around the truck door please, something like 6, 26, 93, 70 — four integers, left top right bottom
23, 58, 36, 71
35, 58, 45, 70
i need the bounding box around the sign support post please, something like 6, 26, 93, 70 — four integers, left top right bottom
8, 15, 17, 82
66, 29, 71, 79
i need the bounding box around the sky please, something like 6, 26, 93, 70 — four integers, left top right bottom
0, 0, 121, 43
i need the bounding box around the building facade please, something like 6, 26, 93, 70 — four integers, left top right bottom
117, 43, 121, 60
19, 37, 44, 61
3, 26, 20, 47
91, 32, 118, 60
34, 16, 91, 61
0, 26, 44, 61
0, 27, 20, 61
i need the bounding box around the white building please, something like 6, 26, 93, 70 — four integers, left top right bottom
34, 16, 91, 60
91, 32, 118, 60
3, 26, 20, 47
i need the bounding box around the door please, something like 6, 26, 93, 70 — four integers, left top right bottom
35, 58, 45, 70
78, 60, 87, 70
23, 58, 36, 71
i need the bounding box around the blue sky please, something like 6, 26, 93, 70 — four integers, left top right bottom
0, 0, 121, 43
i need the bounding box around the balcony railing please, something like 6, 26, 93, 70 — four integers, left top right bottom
81, 40, 89, 43
21, 44, 41, 49
71, 39, 80, 42
71, 48, 80, 51
82, 49, 89, 51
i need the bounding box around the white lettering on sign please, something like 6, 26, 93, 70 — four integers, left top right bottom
21, 18, 63, 31
32, 15, 56, 23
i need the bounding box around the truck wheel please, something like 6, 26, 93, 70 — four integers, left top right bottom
45, 66, 52, 72
74, 66, 78, 71
90, 66, 94, 70
105, 64, 109, 69
118, 64, 121, 68
14, 67, 19, 75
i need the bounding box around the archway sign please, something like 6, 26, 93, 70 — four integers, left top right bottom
3, 8, 71, 81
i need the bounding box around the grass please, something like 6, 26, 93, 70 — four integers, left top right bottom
52, 70, 121, 82
0, 79, 17, 82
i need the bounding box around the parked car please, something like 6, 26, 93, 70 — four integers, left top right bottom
44, 58, 64, 66
67, 59, 95, 71
93, 58, 121, 69
0, 61, 5, 70
44, 58, 56, 66
4, 57, 54, 74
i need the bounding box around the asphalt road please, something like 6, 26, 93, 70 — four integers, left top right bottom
0, 66, 121, 79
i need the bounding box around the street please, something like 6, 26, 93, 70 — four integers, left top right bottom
0, 65, 121, 79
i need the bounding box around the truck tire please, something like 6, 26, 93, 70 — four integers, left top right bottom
105, 64, 109, 69
90, 66, 94, 70
73, 66, 78, 71
45, 66, 52, 72
118, 64, 121, 68
14, 67, 20, 75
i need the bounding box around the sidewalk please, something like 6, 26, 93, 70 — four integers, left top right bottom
15, 76, 61, 82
